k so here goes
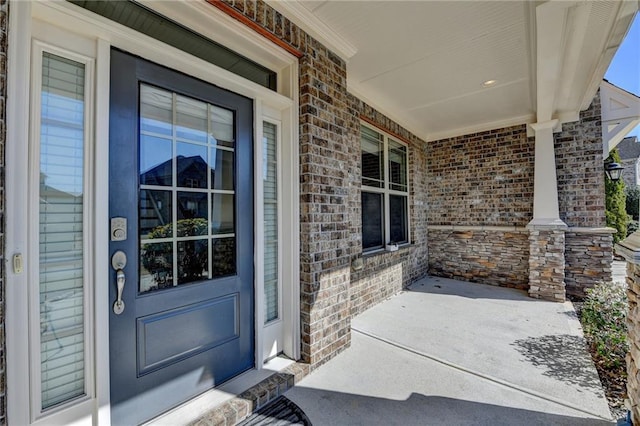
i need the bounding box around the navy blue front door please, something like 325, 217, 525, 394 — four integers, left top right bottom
109, 49, 254, 425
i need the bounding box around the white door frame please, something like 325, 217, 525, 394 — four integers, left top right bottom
6, 1, 300, 424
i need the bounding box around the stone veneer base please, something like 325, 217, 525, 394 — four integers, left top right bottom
427, 226, 529, 290
528, 226, 566, 302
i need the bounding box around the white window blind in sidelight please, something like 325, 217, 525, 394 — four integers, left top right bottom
38, 52, 86, 410
263, 121, 279, 323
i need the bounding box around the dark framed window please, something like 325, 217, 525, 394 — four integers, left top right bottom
361, 125, 409, 251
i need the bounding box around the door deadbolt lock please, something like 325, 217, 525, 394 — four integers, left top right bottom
111, 217, 127, 241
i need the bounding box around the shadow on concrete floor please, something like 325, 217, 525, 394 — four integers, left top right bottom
287, 388, 612, 426
512, 334, 603, 391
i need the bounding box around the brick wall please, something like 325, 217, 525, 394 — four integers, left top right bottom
0, 0, 7, 422
348, 96, 429, 316
427, 228, 529, 289
426, 125, 533, 288
565, 229, 614, 297
427, 124, 534, 227
555, 93, 606, 228
297, 35, 353, 366
223, 0, 429, 367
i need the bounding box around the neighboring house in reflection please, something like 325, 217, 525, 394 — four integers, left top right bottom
616, 136, 640, 189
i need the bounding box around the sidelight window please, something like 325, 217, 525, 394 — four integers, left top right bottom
36, 50, 92, 411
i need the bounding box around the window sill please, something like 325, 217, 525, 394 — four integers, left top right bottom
362, 242, 413, 259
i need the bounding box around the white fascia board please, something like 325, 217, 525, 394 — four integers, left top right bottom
265, 0, 357, 61
579, 1, 638, 112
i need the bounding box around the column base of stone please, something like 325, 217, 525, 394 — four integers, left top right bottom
527, 223, 567, 302
565, 227, 615, 298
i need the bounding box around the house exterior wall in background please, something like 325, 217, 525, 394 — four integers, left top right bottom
426, 93, 613, 298
426, 124, 533, 288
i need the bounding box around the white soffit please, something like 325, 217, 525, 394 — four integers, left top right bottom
270, 0, 637, 142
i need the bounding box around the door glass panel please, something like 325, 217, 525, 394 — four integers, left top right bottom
263, 122, 279, 323
177, 192, 208, 237
140, 242, 174, 293
177, 142, 208, 189
140, 85, 172, 136
139, 84, 236, 293
212, 237, 236, 278
176, 95, 208, 143
211, 194, 235, 235
210, 105, 234, 147
211, 148, 235, 190
177, 240, 209, 284
140, 135, 172, 186
139, 190, 172, 239
38, 52, 86, 409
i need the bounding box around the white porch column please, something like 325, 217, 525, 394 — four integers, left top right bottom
529, 119, 566, 227
527, 119, 567, 302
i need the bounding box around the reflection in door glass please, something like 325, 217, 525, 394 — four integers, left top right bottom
139, 84, 237, 293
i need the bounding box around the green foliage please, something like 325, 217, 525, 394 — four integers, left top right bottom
141, 218, 209, 279
605, 149, 629, 243
580, 283, 628, 370
626, 186, 640, 221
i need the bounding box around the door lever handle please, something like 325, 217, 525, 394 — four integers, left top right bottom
114, 269, 126, 315
112, 250, 127, 315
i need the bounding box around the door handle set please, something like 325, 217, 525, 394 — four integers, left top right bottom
112, 251, 127, 315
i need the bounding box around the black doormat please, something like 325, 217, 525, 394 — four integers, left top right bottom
237, 396, 312, 426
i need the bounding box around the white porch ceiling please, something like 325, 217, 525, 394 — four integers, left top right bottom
267, 0, 638, 141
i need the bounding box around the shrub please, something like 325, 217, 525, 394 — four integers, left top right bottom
580, 282, 628, 370
606, 149, 629, 243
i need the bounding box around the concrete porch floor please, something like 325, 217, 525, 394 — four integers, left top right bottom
284, 276, 614, 425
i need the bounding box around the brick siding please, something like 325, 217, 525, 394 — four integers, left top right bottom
426, 125, 533, 289
427, 124, 534, 227
554, 93, 606, 228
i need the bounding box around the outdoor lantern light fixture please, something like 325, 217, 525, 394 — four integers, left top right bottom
605, 162, 624, 181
